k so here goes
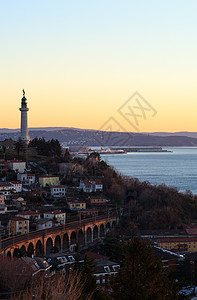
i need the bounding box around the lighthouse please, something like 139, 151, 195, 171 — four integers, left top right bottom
19, 89, 29, 143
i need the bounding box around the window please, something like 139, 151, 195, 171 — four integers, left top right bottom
68, 256, 75, 262
112, 265, 120, 272
104, 266, 110, 272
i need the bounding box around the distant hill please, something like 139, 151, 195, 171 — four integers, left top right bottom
143, 132, 197, 139
1, 127, 197, 147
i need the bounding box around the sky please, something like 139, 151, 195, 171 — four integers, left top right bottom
0, 0, 197, 133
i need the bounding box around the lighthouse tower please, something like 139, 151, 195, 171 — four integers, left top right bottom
19, 89, 29, 143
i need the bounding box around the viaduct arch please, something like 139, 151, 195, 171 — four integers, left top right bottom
2, 217, 118, 257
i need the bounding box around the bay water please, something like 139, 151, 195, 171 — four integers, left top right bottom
101, 147, 197, 195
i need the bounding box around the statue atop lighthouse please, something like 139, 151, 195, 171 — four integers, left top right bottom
19, 89, 29, 143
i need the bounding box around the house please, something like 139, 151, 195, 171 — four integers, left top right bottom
36, 218, 53, 230
79, 180, 92, 192
51, 185, 66, 198
20, 257, 52, 277
153, 246, 184, 271
43, 211, 66, 224
79, 179, 103, 193
86, 252, 120, 287
157, 236, 197, 252
17, 173, 36, 185
91, 180, 103, 192
0, 183, 13, 191
69, 200, 86, 210
9, 216, 29, 234
9, 180, 23, 193
88, 195, 107, 206
0, 183, 13, 200
17, 211, 41, 220
39, 175, 60, 187
8, 160, 26, 173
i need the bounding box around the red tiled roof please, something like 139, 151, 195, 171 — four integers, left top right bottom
51, 185, 66, 188
39, 175, 59, 178
8, 160, 25, 163
158, 237, 197, 243
70, 201, 86, 204
44, 211, 65, 215
10, 181, 22, 184
91, 180, 102, 185
0, 183, 10, 187
33, 190, 47, 194
86, 252, 108, 260
82, 179, 91, 185
11, 216, 28, 222
186, 229, 197, 235
27, 174, 35, 177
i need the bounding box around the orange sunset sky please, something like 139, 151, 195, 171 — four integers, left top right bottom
1, 1, 197, 133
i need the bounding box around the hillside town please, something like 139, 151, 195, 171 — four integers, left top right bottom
1, 92, 197, 298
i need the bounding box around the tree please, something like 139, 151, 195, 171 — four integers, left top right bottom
64, 148, 71, 162
16, 271, 92, 300
111, 238, 178, 300
74, 255, 105, 300
15, 138, 25, 158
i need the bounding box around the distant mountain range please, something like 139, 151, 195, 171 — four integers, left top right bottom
1, 127, 197, 147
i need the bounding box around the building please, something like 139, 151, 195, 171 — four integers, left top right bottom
0, 183, 13, 200
17, 173, 36, 185
9, 181, 23, 193
39, 175, 60, 187
153, 246, 184, 270
17, 211, 41, 220
19, 89, 29, 143
36, 218, 53, 230
69, 200, 86, 210
43, 211, 66, 224
91, 180, 103, 192
9, 216, 29, 234
86, 252, 120, 287
88, 195, 107, 206
79, 179, 103, 193
51, 185, 66, 198
8, 160, 26, 173
157, 236, 197, 252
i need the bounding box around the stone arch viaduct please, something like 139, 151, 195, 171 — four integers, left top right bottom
1, 216, 117, 257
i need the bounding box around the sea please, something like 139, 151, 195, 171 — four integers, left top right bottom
100, 147, 197, 195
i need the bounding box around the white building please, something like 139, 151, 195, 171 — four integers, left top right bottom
43, 211, 66, 224
19, 89, 29, 143
0, 183, 13, 200
51, 185, 66, 198
79, 179, 103, 193
36, 218, 53, 230
8, 160, 26, 173
9, 181, 22, 193
17, 173, 36, 185
17, 211, 41, 220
